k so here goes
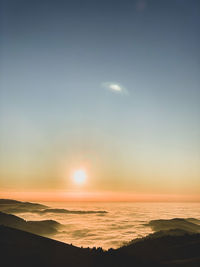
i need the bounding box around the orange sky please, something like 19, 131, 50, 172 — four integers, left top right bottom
1, 189, 200, 202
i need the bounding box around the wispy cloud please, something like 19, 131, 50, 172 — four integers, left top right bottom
102, 82, 128, 95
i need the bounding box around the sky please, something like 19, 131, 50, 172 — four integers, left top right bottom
0, 0, 200, 201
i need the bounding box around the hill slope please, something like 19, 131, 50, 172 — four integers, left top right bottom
1, 225, 200, 267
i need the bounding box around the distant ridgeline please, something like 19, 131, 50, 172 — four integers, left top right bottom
0, 199, 108, 214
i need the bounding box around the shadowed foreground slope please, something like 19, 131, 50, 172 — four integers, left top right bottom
0, 225, 94, 267
1, 226, 200, 267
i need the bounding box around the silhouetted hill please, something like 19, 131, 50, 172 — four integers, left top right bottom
0, 199, 22, 204
117, 230, 200, 266
0, 199, 47, 213
0, 211, 60, 235
147, 218, 200, 233
1, 225, 200, 267
37, 208, 108, 214
0, 199, 108, 215
0, 225, 94, 267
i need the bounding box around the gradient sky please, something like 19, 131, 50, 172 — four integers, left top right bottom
0, 0, 200, 201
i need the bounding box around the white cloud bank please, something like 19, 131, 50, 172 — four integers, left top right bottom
103, 82, 128, 95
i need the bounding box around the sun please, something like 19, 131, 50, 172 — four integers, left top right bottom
73, 169, 87, 185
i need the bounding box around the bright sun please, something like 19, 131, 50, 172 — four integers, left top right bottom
73, 169, 87, 185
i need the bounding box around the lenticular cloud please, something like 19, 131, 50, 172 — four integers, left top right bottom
103, 82, 128, 95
